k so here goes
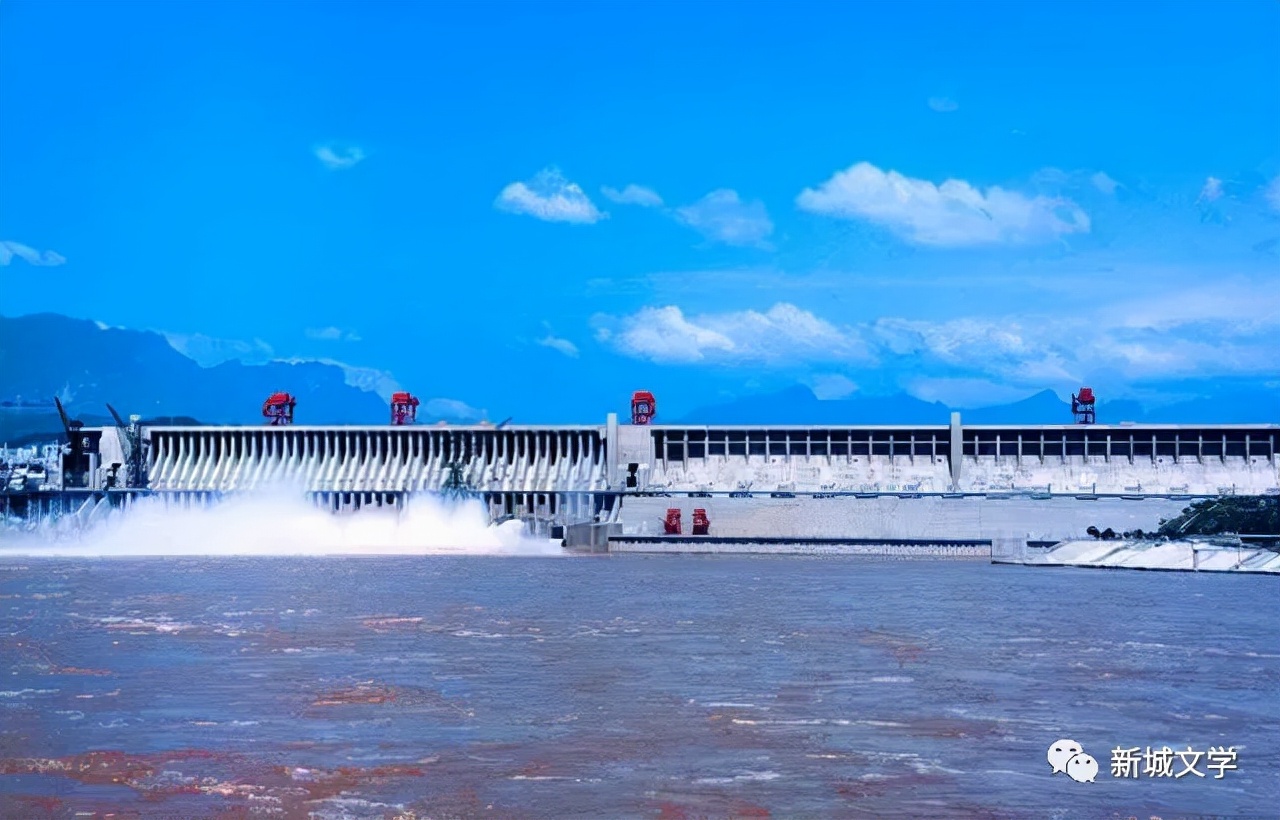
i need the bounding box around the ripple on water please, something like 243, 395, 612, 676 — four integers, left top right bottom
1, 555, 1276, 818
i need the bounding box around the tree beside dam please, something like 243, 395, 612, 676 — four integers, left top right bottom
1158, 497, 1280, 537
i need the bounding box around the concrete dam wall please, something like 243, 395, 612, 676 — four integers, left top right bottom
74, 414, 1279, 542
615, 494, 1196, 544
630, 420, 1280, 497
143, 426, 609, 494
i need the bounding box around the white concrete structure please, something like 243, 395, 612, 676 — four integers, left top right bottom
637, 422, 1280, 496
998, 538, 1280, 574
91, 415, 1280, 541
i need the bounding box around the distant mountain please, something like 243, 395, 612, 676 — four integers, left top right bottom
960, 389, 1069, 425
676, 385, 952, 425
0, 313, 401, 441
676, 386, 1280, 426
1125, 387, 1280, 425
3, 313, 1277, 445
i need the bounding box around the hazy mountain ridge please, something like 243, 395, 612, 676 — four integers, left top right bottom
3, 314, 1277, 445
1, 313, 391, 439
674, 384, 1280, 426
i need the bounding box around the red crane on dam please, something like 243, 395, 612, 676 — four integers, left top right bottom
262, 392, 296, 426
390, 392, 420, 425
632, 390, 657, 425
1071, 387, 1096, 425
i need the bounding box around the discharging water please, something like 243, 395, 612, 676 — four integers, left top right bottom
0, 493, 555, 558
1, 553, 1277, 819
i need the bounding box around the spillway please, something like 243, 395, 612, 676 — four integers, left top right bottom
10, 413, 1280, 548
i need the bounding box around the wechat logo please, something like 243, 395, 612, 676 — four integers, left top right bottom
1048, 739, 1098, 783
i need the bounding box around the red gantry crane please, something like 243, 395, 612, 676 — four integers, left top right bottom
390, 392, 420, 425
631, 390, 657, 425
262, 392, 296, 426
1071, 387, 1096, 425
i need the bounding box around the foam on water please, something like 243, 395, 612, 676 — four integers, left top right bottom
0, 490, 563, 557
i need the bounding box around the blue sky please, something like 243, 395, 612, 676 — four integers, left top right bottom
2, 0, 1278, 421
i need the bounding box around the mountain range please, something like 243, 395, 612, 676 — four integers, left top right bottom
1, 313, 390, 443
2, 313, 1278, 445
673, 384, 1280, 426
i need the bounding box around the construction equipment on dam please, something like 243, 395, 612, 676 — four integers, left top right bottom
631, 390, 657, 425
4, 388, 1280, 551
390, 392, 420, 425
1072, 387, 1097, 425
262, 392, 297, 426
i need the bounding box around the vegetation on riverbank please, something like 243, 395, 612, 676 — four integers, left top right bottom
1158, 497, 1280, 537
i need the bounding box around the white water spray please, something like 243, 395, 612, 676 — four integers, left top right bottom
0, 491, 564, 557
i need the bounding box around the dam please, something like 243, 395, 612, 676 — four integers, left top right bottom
8, 410, 1278, 550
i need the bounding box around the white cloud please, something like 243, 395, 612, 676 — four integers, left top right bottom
674, 189, 774, 247
315, 145, 365, 170
306, 326, 361, 342
927, 97, 959, 113
0, 240, 66, 267
1032, 167, 1121, 198
274, 356, 402, 401
537, 333, 579, 358
1198, 176, 1224, 203
597, 279, 1280, 396
424, 398, 485, 422
495, 168, 606, 224
164, 332, 275, 367
1265, 176, 1280, 212
796, 161, 1091, 246
1090, 172, 1119, 195
594, 303, 867, 365
809, 373, 858, 400
878, 280, 1280, 386
594, 306, 735, 363
323, 361, 397, 399
601, 184, 663, 208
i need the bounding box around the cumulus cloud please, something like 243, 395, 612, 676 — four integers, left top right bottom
882, 282, 1280, 386
796, 161, 1091, 246
537, 333, 579, 358
868, 317, 1079, 385
927, 97, 959, 113
0, 240, 66, 267
674, 189, 774, 247
601, 184, 664, 208
306, 326, 361, 342
593, 303, 867, 365
495, 168, 606, 224
597, 280, 1280, 396
315, 145, 365, 170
